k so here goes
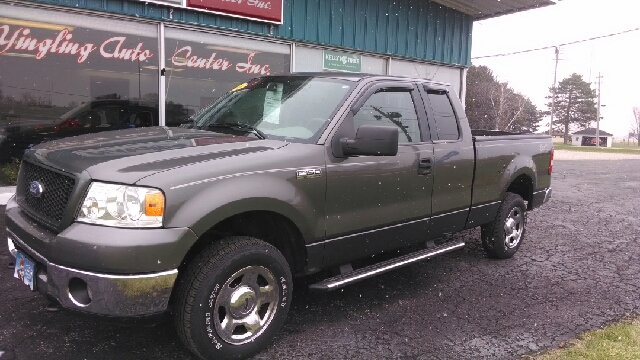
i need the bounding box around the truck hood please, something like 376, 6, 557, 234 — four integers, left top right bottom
24, 127, 288, 184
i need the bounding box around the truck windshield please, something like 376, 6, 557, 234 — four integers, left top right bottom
191, 76, 354, 143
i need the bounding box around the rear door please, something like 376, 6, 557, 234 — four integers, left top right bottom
420, 85, 474, 239
321, 82, 435, 267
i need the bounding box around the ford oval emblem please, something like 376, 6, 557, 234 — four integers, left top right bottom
29, 181, 44, 198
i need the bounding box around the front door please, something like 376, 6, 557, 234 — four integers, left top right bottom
322, 83, 434, 267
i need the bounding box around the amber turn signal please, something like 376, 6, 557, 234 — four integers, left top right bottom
145, 192, 165, 217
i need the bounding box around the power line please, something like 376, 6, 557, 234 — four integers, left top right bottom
472, 27, 640, 59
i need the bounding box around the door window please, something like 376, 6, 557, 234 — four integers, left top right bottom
353, 91, 421, 143
426, 90, 459, 141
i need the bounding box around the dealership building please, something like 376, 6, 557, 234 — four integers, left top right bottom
0, 0, 553, 186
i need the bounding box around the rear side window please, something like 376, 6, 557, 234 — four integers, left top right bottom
426, 90, 459, 141
353, 91, 421, 144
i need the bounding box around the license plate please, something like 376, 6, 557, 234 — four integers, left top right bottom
14, 252, 35, 291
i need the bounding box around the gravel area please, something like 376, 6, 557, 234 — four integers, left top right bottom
1, 158, 640, 359
554, 149, 640, 160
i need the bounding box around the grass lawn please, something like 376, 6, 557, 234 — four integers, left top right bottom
532, 318, 640, 360
553, 144, 640, 155
612, 140, 640, 148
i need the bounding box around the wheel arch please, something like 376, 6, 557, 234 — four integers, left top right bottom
500, 155, 537, 209
168, 209, 308, 309
505, 173, 534, 209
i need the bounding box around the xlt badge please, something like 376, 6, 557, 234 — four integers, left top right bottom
296, 168, 322, 179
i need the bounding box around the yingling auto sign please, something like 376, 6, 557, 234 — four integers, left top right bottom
142, 0, 283, 24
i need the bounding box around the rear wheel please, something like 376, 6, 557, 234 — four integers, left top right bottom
174, 236, 292, 360
481, 192, 526, 259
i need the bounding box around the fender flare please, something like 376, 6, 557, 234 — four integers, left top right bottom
499, 155, 537, 201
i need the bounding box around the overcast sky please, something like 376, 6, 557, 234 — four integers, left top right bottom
471, 0, 640, 138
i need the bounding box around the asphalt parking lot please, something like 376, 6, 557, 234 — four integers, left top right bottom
1, 155, 640, 359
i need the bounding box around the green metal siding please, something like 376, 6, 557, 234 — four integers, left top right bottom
18, 0, 472, 66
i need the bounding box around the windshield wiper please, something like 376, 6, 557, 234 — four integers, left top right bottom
207, 122, 267, 140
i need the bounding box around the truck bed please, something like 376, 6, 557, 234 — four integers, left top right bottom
466, 133, 553, 228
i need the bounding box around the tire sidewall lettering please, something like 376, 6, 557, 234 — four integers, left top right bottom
208, 283, 220, 308
204, 311, 223, 350
280, 276, 288, 308
196, 253, 290, 354
204, 283, 223, 350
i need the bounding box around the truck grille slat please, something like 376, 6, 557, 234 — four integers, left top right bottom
20, 161, 76, 225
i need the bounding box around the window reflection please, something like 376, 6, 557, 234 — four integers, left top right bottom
353, 92, 421, 143
0, 6, 159, 166
164, 28, 290, 127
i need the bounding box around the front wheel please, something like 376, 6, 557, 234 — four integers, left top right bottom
174, 236, 292, 360
481, 192, 527, 259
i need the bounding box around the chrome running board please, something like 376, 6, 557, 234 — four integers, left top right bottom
309, 241, 465, 291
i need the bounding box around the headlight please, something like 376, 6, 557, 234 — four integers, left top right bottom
77, 182, 165, 228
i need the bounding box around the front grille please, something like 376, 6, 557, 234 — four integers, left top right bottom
20, 161, 76, 226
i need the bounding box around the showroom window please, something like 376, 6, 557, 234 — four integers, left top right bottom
0, 4, 159, 170
163, 27, 291, 127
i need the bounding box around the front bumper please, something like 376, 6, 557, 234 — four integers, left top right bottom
8, 232, 178, 317
5, 197, 198, 317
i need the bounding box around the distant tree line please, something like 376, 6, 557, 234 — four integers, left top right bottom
466, 66, 600, 144
465, 65, 541, 133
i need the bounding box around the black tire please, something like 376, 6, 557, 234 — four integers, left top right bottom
174, 236, 292, 360
481, 192, 527, 259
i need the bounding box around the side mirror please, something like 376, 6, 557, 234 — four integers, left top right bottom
340, 125, 399, 157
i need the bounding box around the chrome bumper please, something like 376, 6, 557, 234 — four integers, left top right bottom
8, 231, 177, 317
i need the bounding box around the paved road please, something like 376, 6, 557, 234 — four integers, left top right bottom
1, 158, 639, 359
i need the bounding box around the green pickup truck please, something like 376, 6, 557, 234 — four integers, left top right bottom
6, 73, 553, 359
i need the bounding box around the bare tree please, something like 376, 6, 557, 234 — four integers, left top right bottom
489, 83, 528, 131
489, 83, 508, 130
20, 92, 38, 106
466, 65, 539, 133
631, 107, 640, 146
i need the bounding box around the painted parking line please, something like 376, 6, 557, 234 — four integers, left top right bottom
0, 351, 4, 357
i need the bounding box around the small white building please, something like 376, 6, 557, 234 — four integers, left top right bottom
571, 128, 613, 147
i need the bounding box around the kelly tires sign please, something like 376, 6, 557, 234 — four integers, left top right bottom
323, 50, 361, 73
142, 0, 283, 24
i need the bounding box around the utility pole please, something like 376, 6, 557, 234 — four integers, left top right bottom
138, 58, 142, 100
596, 72, 603, 147
549, 47, 559, 137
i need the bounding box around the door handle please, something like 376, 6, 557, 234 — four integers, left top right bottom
418, 158, 432, 175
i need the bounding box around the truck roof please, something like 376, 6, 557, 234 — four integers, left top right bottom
283, 72, 452, 87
